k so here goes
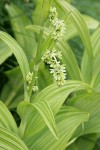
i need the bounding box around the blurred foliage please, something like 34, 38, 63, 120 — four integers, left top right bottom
72, 0, 100, 21
68, 0, 100, 66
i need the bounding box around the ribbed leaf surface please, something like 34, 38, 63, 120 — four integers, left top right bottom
0, 40, 12, 65
24, 106, 89, 150
17, 81, 92, 139
0, 127, 28, 150
0, 31, 30, 79
0, 101, 18, 134
6, 4, 37, 61
68, 92, 100, 134
18, 101, 58, 139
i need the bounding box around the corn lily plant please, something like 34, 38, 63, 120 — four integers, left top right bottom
0, 0, 100, 150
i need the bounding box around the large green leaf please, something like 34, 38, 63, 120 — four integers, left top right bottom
0, 127, 28, 150
0, 101, 18, 134
81, 27, 100, 84
17, 80, 92, 138
32, 0, 51, 25
32, 80, 92, 113
91, 27, 100, 90
0, 40, 12, 65
24, 106, 89, 150
68, 92, 100, 135
56, 40, 82, 80
17, 100, 58, 139
55, 0, 93, 59
0, 31, 30, 79
6, 3, 37, 61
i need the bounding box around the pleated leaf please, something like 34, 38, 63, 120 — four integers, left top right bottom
24, 106, 89, 150
81, 27, 100, 84
17, 100, 58, 139
68, 92, 100, 135
56, 40, 82, 80
5, 4, 37, 61
32, 0, 51, 25
17, 80, 92, 138
0, 101, 18, 134
55, 0, 93, 59
0, 40, 12, 65
32, 81, 92, 113
0, 31, 30, 79
91, 27, 100, 90
0, 127, 28, 150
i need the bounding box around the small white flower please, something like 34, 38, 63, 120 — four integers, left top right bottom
49, 7, 58, 22
50, 60, 60, 68
41, 49, 62, 64
26, 72, 33, 84
50, 64, 66, 86
50, 7, 57, 13
41, 50, 52, 64
32, 86, 38, 92
41, 47, 66, 86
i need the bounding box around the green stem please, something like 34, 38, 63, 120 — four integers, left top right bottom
26, 1, 46, 102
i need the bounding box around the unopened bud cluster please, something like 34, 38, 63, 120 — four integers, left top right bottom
26, 72, 38, 92
42, 49, 66, 86
49, 7, 66, 41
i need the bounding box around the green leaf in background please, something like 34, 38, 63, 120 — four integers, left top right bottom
68, 92, 100, 135
0, 127, 28, 150
64, 14, 99, 40
5, 3, 37, 61
0, 39, 12, 65
67, 133, 100, 150
82, 15, 99, 30
91, 27, 100, 90
81, 27, 100, 85
56, 40, 82, 80
0, 31, 30, 79
0, 67, 23, 109
37, 63, 53, 91
55, 0, 93, 59
0, 101, 18, 134
24, 106, 89, 150
32, 0, 51, 25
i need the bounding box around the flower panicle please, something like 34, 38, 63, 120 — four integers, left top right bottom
49, 6, 66, 41
26, 72, 38, 92
41, 49, 67, 86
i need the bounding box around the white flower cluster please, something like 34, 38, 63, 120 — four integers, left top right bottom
42, 49, 66, 86
26, 72, 38, 92
26, 72, 33, 85
49, 7, 66, 41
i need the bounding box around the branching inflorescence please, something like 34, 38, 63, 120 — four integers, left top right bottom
26, 72, 38, 92
42, 48, 66, 86
26, 6, 66, 91
49, 6, 66, 41
42, 7, 67, 86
